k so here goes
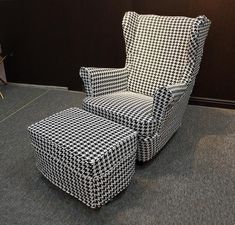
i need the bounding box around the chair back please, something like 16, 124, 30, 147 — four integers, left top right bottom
122, 12, 211, 96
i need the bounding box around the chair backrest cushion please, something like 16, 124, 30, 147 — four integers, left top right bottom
123, 12, 210, 96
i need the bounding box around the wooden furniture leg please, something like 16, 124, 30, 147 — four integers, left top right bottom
0, 55, 7, 99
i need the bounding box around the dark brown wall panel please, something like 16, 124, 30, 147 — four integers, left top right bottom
6, 0, 132, 90
2, 0, 235, 104
187, 0, 235, 100
0, 1, 21, 56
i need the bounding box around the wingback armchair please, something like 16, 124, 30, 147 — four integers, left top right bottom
80, 12, 211, 162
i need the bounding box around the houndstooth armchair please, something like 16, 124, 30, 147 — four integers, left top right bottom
80, 12, 211, 162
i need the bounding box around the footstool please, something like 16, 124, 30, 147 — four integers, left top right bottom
28, 108, 137, 208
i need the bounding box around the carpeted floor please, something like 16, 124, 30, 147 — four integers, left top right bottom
0, 84, 235, 225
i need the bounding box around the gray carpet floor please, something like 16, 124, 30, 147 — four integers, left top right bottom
0, 84, 235, 225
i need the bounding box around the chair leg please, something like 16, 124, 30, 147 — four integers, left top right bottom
0, 55, 7, 86
0, 77, 7, 85
0, 91, 3, 99
0, 77, 7, 99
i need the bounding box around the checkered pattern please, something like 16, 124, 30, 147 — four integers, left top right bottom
138, 80, 195, 161
80, 67, 129, 97
122, 11, 139, 65
83, 91, 158, 137
80, 12, 211, 161
152, 82, 188, 130
126, 14, 195, 96
28, 108, 137, 208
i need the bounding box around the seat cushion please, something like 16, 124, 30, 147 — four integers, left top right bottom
83, 91, 158, 137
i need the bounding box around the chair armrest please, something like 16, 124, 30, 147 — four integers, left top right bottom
152, 83, 188, 124
80, 67, 129, 97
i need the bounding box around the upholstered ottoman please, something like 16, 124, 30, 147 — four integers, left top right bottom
28, 108, 137, 208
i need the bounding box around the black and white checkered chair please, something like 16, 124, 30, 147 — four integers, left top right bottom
80, 12, 211, 162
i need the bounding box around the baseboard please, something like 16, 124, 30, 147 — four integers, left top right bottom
189, 96, 235, 109
8, 82, 68, 90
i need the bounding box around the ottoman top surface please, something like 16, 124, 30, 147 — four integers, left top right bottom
28, 108, 137, 164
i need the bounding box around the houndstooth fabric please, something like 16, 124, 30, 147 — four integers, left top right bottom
184, 16, 211, 82
80, 67, 129, 97
28, 108, 137, 208
138, 80, 195, 161
80, 12, 211, 162
83, 82, 192, 162
123, 13, 210, 96
152, 82, 188, 130
83, 91, 158, 137
122, 11, 139, 65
